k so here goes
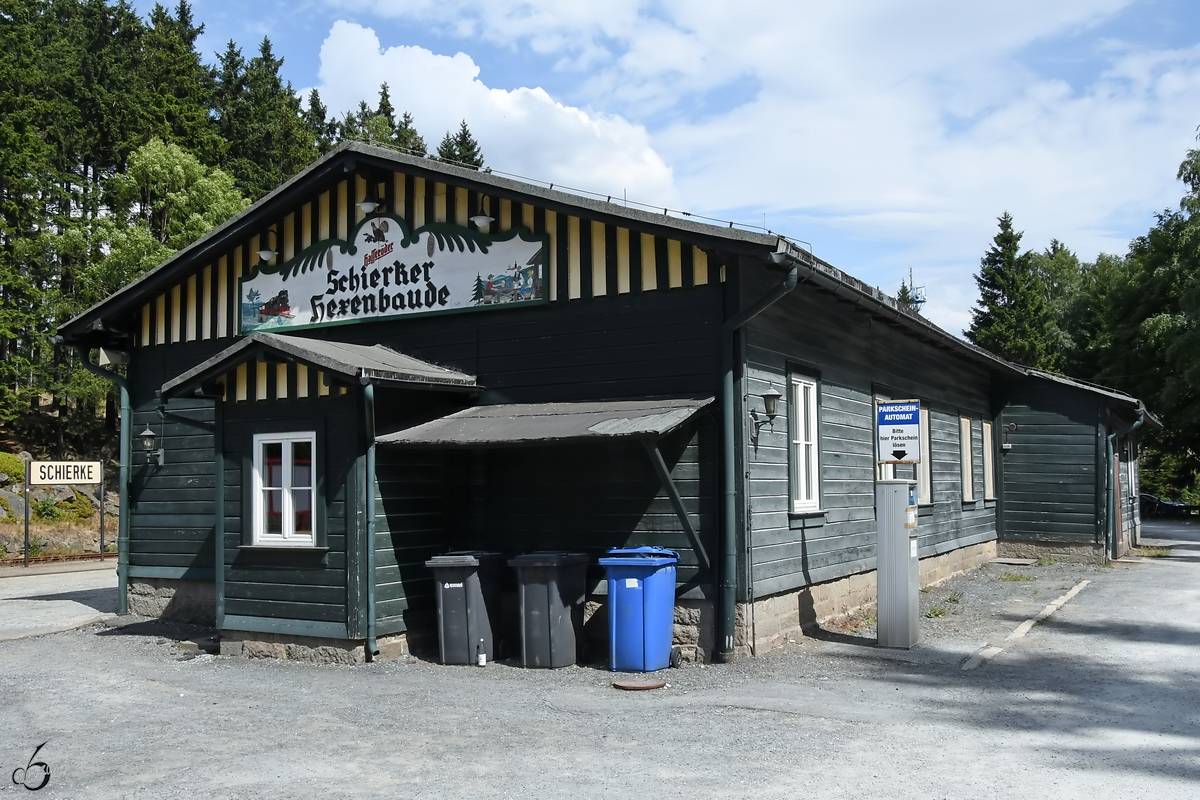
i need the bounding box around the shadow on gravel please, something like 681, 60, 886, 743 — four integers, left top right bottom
14, 588, 117, 613
801, 626, 877, 647
95, 619, 218, 654
818, 629, 1200, 781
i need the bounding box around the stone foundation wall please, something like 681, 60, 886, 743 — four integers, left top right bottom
997, 539, 1106, 563
747, 540, 998, 656
127, 579, 215, 625
220, 630, 415, 665
584, 596, 717, 664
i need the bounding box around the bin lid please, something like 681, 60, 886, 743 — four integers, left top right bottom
598, 545, 679, 567
424, 550, 503, 568
507, 551, 590, 567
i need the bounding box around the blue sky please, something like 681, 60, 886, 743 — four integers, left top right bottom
138, 1, 1200, 334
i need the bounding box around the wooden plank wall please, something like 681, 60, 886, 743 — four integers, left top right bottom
997, 382, 1102, 544
373, 448, 449, 636
126, 396, 216, 578
743, 274, 997, 600
221, 386, 359, 634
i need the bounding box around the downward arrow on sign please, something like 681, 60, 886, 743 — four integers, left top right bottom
892, 450, 908, 461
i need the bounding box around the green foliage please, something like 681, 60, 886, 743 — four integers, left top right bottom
966, 213, 1058, 369
896, 280, 917, 310
924, 605, 947, 618
437, 120, 485, 169
999, 571, 1036, 582
0, 452, 26, 480
26, 536, 44, 558
0, 495, 15, 524
33, 498, 62, 521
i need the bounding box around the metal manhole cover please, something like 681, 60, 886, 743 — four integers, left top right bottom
612, 679, 666, 691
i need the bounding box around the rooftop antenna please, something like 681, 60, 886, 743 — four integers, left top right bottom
908, 267, 927, 313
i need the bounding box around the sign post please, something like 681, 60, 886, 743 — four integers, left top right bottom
24, 460, 104, 567
876, 400, 922, 464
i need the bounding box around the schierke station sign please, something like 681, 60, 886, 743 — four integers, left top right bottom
28, 461, 102, 485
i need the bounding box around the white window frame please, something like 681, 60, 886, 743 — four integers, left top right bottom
252, 431, 317, 546
982, 420, 995, 500
788, 374, 820, 512
917, 407, 932, 505
959, 416, 975, 502
875, 393, 895, 481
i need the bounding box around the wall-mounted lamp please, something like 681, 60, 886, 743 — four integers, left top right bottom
140, 425, 164, 466
1002, 421, 1017, 452
750, 386, 783, 446
256, 229, 277, 263
470, 196, 495, 229
357, 181, 384, 215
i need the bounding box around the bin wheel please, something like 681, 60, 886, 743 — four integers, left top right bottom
669, 646, 683, 668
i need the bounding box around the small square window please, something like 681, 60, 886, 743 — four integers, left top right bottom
252, 432, 317, 546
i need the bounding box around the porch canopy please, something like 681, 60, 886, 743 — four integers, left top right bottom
160, 331, 477, 398
377, 396, 716, 571
375, 396, 714, 447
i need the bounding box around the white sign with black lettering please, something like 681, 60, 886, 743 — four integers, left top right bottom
876, 400, 921, 464
29, 461, 102, 485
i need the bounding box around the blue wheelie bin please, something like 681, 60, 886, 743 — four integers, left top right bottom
598, 546, 679, 672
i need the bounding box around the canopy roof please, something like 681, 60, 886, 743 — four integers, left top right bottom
376, 396, 714, 447
160, 332, 476, 398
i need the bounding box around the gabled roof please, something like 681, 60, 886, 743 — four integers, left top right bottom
376, 396, 714, 447
160, 332, 477, 398
1024, 369, 1162, 427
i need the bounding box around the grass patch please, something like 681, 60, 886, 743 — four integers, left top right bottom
1034, 555, 1057, 567
999, 571, 1036, 582
924, 605, 948, 618
25, 536, 44, 558
947, 591, 963, 604
0, 494, 15, 524
1135, 546, 1172, 558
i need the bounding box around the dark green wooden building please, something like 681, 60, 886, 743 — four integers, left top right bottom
59, 142, 1153, 663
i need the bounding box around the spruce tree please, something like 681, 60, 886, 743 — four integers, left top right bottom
437, 120, 483, 169
965, 212, 1057, 369
395, 111, 426, 156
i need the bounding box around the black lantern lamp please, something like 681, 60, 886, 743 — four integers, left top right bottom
140, 425, 164, 466
761, 387, 782, 421
751, 386, 783, 444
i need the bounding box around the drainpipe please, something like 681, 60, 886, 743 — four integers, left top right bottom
156, 403, 223, 629
1105, 409, 1144, 560
716, 256, 801, 663
79, 348, 131, 615
362, 381, 379, 658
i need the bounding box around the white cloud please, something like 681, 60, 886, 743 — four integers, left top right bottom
309, 21, 676, 203
310, 3, 1200, 335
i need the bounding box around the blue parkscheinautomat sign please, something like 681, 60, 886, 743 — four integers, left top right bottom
876, 400, 921, 464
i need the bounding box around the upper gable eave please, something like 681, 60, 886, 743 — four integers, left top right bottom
59, 141, 782, 345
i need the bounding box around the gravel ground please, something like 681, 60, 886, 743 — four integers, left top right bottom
1, 535, 1196, 798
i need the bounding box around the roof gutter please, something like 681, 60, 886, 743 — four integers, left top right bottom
716, 252, 802, 662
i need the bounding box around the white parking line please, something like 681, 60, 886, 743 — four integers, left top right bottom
962, 580, 1091, 670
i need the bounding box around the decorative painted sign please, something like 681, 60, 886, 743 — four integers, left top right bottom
29, 461, 102, 485
238, 214, 546, 334
876, 400, 921, 464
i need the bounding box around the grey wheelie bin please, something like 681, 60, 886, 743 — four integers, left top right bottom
425, 551, 505, 665
508, 552, 589, 668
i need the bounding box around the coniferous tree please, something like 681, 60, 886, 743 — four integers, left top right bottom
966, 212, 1057, 369
437, 120, 484, 169
395, 111, 427, 156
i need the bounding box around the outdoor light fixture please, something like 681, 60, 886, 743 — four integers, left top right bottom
761, 387, 782, 420
357, 182, 384, 215
140, 425, 164, 466
1002, 421, 1017, 452
470, 196, 495, 228
750, 386, 783, 446
256, 230, 277, 263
